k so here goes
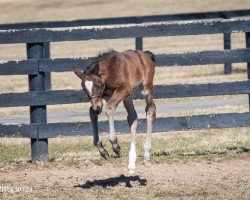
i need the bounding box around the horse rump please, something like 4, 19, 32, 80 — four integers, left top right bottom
144, 51, 155, 63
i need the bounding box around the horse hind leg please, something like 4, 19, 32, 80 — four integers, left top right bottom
142, 85, 156, 164
123, 95, 138, 173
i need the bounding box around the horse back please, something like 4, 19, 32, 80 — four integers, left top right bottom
99, 50, 155, 91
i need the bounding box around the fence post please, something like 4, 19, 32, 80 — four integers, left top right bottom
223, 15, 232, 74
27, 43, 48, 162
135, 37, 143, 51
44, 42, 51, 90
135, 17, 143, 51
224, 32, 232, 74
246, 32, 250, 110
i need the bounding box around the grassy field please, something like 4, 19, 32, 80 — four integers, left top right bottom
0, 127, 249, 165
0, 0, 250, 199
0, 128, 249, 199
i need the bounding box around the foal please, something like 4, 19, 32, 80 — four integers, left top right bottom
73, 50, 156, 173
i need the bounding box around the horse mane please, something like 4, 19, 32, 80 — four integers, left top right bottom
86, 50, 116, 75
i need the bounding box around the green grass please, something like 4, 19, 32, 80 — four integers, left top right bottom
0, 127, 249, 168
0, 140, 30, 164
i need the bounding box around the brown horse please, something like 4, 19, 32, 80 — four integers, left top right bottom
73, 50, 156, 173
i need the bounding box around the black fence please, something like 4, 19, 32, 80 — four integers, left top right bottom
1, 9, 250, 74
0, 12, 250, 161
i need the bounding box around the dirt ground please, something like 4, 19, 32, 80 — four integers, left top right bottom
0, 155, 249, 199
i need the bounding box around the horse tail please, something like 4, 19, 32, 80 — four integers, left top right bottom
144, 51, 155, 63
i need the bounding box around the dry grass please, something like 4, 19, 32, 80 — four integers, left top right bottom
0, 127, 249, 166
0, 0, 249, 24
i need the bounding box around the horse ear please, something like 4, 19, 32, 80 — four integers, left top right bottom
73, 67, 85, 79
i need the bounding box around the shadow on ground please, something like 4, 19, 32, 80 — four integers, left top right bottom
74, 174, 147, 188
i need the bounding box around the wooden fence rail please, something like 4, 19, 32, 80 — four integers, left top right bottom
1, 112, 250, 138
0, 80, 249, 107
0, 16, 249, 161
1, 18, 250, 44
1, 48, 250, 75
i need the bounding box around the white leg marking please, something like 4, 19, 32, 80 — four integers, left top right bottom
128, 140, 136, 173
141, 88, 149, 96
107, 109, 116, 142
144, 114, 153, 162
144, 137, 151, 162
109, 123, 116, 141
85, 80, 93, 95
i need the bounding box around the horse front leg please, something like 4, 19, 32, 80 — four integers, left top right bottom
105, 106, 121, 156
105, 87, 131, 157
89, 106, 109, 159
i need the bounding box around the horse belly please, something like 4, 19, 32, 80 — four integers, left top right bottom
128, 67, 144, 89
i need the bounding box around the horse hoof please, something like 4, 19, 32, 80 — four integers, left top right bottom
113, 148, 121, 157
102, 153, 109, 159
100, 149, 109, 159
112, 144, 121, 157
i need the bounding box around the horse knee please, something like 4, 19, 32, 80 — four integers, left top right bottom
106, 105, 115, 117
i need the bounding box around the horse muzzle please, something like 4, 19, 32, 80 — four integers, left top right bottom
93, 106, 102, 114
